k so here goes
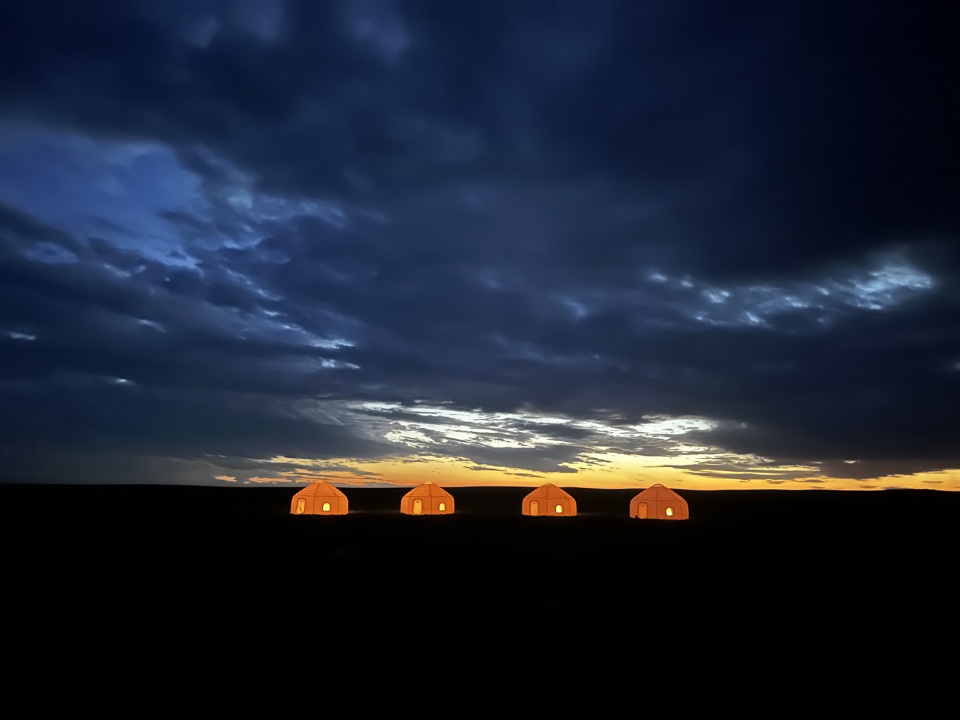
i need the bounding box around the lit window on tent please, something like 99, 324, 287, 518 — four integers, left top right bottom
322, 502, 331, 512
555, 504, 563, 514
666, 507, 673, 516
438, 502, 446, 512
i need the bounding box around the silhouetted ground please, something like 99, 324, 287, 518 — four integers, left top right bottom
1, 484, 955, 668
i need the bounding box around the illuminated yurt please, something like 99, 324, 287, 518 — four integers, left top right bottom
522, 483, 577, 517
290, 481, 349, 515
629, 484, 688, 520
400, 482, 455, 515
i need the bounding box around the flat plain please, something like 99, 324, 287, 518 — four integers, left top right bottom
2, 484, 955, 664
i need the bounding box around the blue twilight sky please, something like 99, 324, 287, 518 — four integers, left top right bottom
0, 1, 957, 489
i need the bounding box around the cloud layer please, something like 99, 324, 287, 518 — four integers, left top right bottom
1, 1, 958, 487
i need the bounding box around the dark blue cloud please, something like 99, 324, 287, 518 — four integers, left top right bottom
0, 0, 957, 484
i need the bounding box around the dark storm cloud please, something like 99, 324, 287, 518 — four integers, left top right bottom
663, 460, 823, 484
1, 1, 958, 483
816, 459, 960, 482
0, 205, 394, 469
0, 451, 239, 486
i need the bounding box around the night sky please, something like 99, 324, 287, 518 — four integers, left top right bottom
0, 1, 957, 490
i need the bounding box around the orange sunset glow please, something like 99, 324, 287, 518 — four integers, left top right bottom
257, 452, 960, 492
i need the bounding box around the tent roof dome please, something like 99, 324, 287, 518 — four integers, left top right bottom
632, 483, 684, 501
403, 482, 453, 498
524, 483, 575, 500
293, 481, 347, 497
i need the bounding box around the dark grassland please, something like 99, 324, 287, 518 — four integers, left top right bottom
2, 484, 955, 665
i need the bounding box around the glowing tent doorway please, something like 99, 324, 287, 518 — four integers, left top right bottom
629, 484, 688, 520
400, 482, 455, 515
290, 481, 349, 515
522, 483, 577, 516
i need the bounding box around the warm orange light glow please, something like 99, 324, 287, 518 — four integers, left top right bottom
522, 483, 577, 516
400, 482, 455, 515
290, 481, 349, 515
630, 484, 688, 520
265, 452, 960, 491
